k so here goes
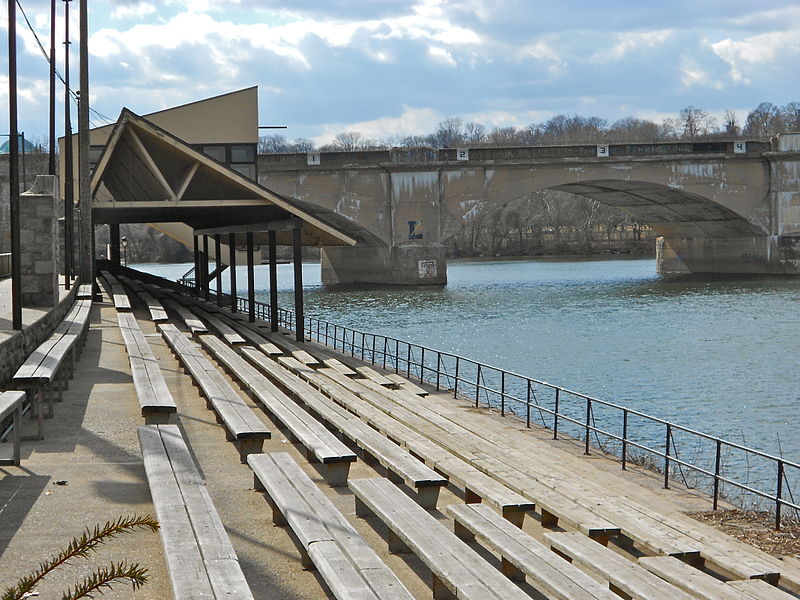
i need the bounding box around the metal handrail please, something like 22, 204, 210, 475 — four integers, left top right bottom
189, 282, 799, 528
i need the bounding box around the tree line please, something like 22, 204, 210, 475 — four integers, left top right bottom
259, 100, 800, 153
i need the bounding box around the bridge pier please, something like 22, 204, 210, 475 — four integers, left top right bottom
657, 235, 800, 275
321, 242, 447, 286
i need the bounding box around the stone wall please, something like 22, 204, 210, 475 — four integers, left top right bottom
0, 154, 51, 254
0, 285, 78, 387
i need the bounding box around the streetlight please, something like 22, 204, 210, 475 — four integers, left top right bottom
121, 236, 128, 267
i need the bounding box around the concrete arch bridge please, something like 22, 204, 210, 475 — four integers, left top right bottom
258, 139, 800, 285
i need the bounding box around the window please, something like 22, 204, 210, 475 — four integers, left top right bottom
230, 144, 255, 163
201, 145, 226, 162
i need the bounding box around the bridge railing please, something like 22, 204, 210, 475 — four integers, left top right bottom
258, 140, 770, 169
188, 281, 798, 528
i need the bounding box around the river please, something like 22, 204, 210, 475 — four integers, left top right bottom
137, 257, 800, 501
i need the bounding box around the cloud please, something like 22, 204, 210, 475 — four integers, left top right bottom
312, 106, 441, 145
110, 2, 157, 19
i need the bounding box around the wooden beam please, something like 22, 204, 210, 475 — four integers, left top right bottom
193, 219, 300, 237
126, 128, 176, 201
175, 162, 199, 201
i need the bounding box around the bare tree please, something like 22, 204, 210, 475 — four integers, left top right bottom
679, 106, 717, 139
330, 131, 366, 151
744, 102, 782, 139
432, 117, 464, 148
463, 122, 486, 144
723, 109, 740, 137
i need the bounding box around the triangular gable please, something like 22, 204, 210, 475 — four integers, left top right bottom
91, 109, 359, 247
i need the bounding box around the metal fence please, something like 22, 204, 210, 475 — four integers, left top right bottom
192, 283, 799, 529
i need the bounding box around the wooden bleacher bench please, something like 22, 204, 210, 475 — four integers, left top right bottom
12, 299, 92, 439
385, 373, 429, 396
197, 334, 355, 484
138, 424, 255, 600
350, 477, 534, 600
238, 346, 448, 504
0, 391, 25, 465
249, 452, 416, 600
158, 324, 269, 463
99, 271, 131, 311
188, 304, 246, 345
116, 312, 177, 424
161, 297, 208, 335
76, 283, 93, 299
278, 358, 534, 523
543, 531, 695, 600
350, 376, 624, 544
639, 555, 791, 600
208, 310, 283, 355
446, 503, 618, 600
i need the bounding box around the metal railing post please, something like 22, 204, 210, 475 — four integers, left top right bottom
454, 357, 460, 397
622, 409, 628, 470
664, 423, 671, 489
584, 398, 591, 455
713, 439, 722, 510
500, 371, 506, 417
436, 352, 441, 390
526, 381, 531, 428
776, 461, 784, 530
553, 388, 560, 440
475, 364, 482, 407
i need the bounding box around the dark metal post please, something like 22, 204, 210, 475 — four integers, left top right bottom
526, 381, 531, 428
192, 234, 200, 295
622, 409, 629, 470
201, 235, 209, 301
292, 224, 304, 342
664, 423, 671, 489
63, 0, 73, 290
109, 224, 120, 264
553, 388, 560, 440
584, 398, 591, 455
229, 233, 237, 312
8, 0, 22, 329
776, 461, 784, 530
268, 230, 278, 331
500, 371, 506, 417
78, 0, 92, 285
712, 439, 721, 510
454, 357, 460, 396
246, 232, 255, 322
214, 234, 222, 306
475, 364, 482, 407
48, 0, 56, 174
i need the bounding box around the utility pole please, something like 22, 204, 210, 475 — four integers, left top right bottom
8, 0, 22, 329
63, 0, 73, 290
48, 0, 56, 175
78, 0, 93, 284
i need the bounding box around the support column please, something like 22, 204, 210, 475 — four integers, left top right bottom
20, 176, 58, 306
214, 233, 222, 306
192, 234, 200, 296
292, 223, 304, 343
229, 233, 237, 312
268, 230, 278, 332
8, 0, 21, 328
201, 235, 210, 301
109, 224, 120, 264
246, 232, 255, 323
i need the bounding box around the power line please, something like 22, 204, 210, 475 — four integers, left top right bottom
15, 0, 115, 127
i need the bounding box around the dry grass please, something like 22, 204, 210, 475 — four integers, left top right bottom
690, 509, 800, 558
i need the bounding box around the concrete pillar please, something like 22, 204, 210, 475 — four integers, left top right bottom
20, 175, 58, 306
268, 231, 278, 332
321, 242, 447, 286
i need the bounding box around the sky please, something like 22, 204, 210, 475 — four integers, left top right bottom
3, 0, 800, 146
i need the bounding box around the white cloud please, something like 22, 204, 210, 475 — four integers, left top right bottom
111, 3, 157, 20
591, 30, 672, 63
428, 46, 456, 66
312, 106, 441, 145
710, 30, 800, 86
